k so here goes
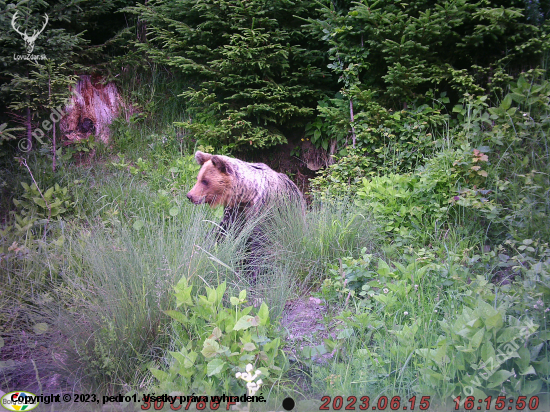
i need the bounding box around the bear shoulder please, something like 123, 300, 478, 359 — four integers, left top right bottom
245, 162, 270, 171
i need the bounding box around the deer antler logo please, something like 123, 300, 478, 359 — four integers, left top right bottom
11, 11, 49, 54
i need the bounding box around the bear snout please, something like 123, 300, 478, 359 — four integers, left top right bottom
186, 191, 202, 204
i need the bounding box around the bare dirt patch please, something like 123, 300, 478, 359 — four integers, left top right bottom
280, 297, 339, 364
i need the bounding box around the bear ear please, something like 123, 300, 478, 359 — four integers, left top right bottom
211, 155, 232, 174
195, 151, 212, 165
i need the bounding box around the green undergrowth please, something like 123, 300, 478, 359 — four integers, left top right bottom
0, 152, 379, 398
1, 71, 549, 407
304, 72, 550, 405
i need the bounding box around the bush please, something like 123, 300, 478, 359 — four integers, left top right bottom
305, 0, 548, 106
150, 281, 287, 395
306, 92, 449, 171
417, 299, 543, 400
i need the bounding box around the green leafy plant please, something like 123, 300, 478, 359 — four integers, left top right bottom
416, 298, 542, 400
151, 280, 287, 395
309, 147, 372, 198
349, 143, 500, 244
12, 181, 76, 231
57, 135, 98, 162
306, 91, 449, 170
356, 173, 431, 243
305, 95, 348, 153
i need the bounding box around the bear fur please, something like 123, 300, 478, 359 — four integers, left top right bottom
187, 151, 305, 235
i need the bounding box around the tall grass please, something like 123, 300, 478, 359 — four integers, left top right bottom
1, 168, 380, 395
48, 199, 251, 393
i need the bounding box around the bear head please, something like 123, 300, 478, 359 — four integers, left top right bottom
187, 151, 234, 207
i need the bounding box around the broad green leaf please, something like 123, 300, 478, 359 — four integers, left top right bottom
258, 302, 269, 325
150, 367, 170, 382
391, 260, 407, 275
206, 287, 217, 304
485, 313, 503, 330
183, 351, 198, 369
476, 299, 498, 319
416, 265, 429, 280
501, 94, 512, 110
519, 365, 536, 376
233, 315, 259, 331
533, 359, 550, 375
44, 187, 54, 200
516, 347, 531, 372
377, 259, 392, 276
174, 284, 193, 307
433, 344, 450, 366
497, 327, 519, 343
164, 310, 188, 324
207, 358, 225, 376
209, 327, 222, 340
169, 350, 196, 368
216, 282, 227, 303
422, 368, 444, 381
470, 387, 487, 400
487, 370, 513, 388
33, 197, 47, 208
201, 338, 220, 358
535, 281, 550, 297
522, 379, 542, 395
242, 342, 256, 351
337, 328, 354, 339
480, 342, 496, 364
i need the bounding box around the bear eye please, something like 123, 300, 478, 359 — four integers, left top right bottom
201, 179, 209, 186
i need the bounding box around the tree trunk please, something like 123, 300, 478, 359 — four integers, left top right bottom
26, 105, 31, 151
350, 98, 356, 148
49, 74, 56, 171
328, 139, 337, 165
26, 68, 32, 151
138, 0, 148, 42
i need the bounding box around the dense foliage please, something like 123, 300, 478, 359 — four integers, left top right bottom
125, 0, 333, 150
304, 0, 550, 155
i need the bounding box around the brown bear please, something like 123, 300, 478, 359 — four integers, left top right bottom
187, 151, 305, 230
187, 151, 305, 279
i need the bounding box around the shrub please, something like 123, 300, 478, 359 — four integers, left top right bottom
151, 281, 287, 395
416, 299, 542, 401
306, 92, 449, 171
